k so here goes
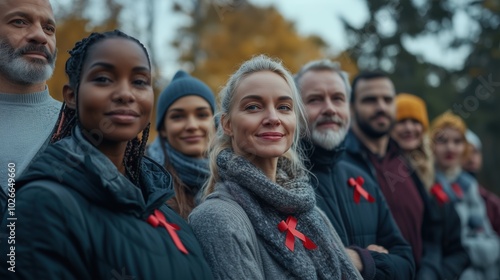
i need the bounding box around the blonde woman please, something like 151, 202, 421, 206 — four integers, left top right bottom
430, 111, 500, 280
189, 55, 361, 280
392, 94, 469, 279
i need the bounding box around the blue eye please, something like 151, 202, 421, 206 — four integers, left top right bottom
245, 104, 260, 111
278, 104, 292, 111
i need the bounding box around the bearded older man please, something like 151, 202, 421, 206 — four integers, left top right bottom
296, 60, 414, 280
0, 0, 62, 213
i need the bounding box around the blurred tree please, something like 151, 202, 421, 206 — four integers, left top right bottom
46, 0, 122, 102
172, 0, 328, 92
341, 0, 500, 193
455, 0, 500, 192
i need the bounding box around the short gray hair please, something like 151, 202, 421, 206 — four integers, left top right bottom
294, 59, 351, 99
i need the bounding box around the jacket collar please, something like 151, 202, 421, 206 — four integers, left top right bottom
18, 126, 173, 218
302, 138, 345, 167
344, 129, 401, 159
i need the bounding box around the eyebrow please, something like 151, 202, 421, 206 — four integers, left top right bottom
88, 62, 149, 72
168, 106, 210, 113
7, 11, 56, 26
240, 95, 293, 102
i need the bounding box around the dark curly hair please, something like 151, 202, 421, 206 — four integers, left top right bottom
51, 30, 151, 185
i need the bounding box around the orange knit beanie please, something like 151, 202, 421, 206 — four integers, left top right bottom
395, 93, 429, 130
430, 110, 467, 141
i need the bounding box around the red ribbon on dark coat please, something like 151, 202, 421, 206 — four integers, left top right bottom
451, 183, 464, 199
431, 183, 450, 205
277, 216, 317, 252
147, 209, 189, 255
348, 176, 375, 204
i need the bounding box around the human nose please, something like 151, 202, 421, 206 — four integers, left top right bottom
185, 115, 198, 130
26, 24, 49, 45
263, 108, 281, 126
321, 98, 337, 116
112, 81, 136, 104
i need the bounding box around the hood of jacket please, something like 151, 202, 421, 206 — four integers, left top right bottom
17, 126, 173, 218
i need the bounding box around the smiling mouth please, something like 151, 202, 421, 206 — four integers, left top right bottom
182, 135, 204, 142
257, 132, 284, 141
105, 109, 140, 123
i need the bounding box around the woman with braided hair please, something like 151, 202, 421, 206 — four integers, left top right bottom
0, 30, 212, 279
189, 55, 362, 280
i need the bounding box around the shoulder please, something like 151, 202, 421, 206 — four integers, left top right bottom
46, 95, 62, 111
190, 185, 254, 240
190, 188, 246, 227
17, 180, 82, 214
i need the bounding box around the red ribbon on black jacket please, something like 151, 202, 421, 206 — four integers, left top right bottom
278, 216, 317, 252
147, 209, 189, 255
348, 176, 375, 204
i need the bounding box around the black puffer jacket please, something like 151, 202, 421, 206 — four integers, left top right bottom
0, 128, 213, 279
304, 140, 415, 280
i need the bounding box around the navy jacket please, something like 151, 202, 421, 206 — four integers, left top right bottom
304, 140, 415, 280
344, 131, 469, 279
0, 128, 213, 279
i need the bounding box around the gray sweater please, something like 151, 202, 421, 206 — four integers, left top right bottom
0, 89, 61, 194
189, 184, 362, 280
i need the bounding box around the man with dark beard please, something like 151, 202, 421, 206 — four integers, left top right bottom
345, 72, 431, 272
296, 61, 414, 280
0, 0, 61, 212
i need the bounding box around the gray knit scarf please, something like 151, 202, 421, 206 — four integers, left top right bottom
217, 149, 359, 280
147, 137, 210, 192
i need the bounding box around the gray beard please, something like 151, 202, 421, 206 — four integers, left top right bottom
0, 42, 55, 85
311, 126, 349, 151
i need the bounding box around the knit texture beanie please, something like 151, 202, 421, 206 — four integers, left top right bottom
156, 70, 215, 130
465, 129, 482, 151
395, 93, 429, 130
430, 111, 467, 141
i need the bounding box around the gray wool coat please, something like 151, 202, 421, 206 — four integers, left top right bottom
189, 183, 362, 280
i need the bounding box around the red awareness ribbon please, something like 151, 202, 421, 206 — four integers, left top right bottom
348, 176, 375, 204
430, 183, 449, 205
277, 216, 317, 252
451, 183, 464, 200
147, 209, 188, 255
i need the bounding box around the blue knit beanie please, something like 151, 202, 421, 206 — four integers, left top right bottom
156, 70, 215, 130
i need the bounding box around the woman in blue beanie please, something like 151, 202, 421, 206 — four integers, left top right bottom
147, 70, 216, 219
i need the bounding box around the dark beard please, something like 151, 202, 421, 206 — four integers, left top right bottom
355, 111, 394, 139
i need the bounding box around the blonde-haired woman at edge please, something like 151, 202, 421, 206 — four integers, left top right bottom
430, 111, 499, 280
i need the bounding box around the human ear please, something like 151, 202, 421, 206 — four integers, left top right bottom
221, 113, 232, 136
63, 84, 77, 109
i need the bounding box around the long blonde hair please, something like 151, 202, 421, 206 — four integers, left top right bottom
203, 55, 309, 197
406, 134, 435, 191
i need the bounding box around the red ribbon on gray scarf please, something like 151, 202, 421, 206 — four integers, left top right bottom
278, 216, 317, 252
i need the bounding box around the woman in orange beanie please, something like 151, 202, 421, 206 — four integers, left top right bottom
430, 111, 500, 280
392, 93, 433, 189
392, 94, 469, 279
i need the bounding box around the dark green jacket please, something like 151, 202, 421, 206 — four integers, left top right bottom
0, 128, 213, 280
304, 140, 415, 280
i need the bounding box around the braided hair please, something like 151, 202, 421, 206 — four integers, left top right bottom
51, 30, 152, 185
